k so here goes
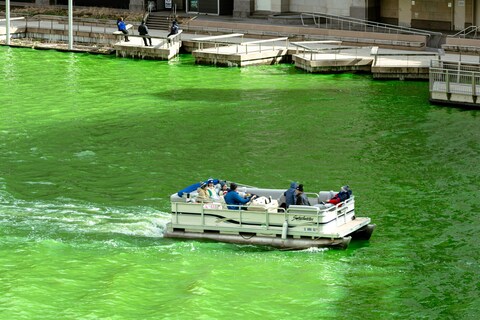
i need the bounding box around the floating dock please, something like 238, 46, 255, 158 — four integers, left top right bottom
191, 34, 290, 67
114, 31, 182, 60
291, 42, 373, 73
291, 44, 442, 79
430, 59, 480, 108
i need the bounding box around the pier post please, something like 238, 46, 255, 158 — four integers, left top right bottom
5, 0, 10, 45
68, 0, 73, 50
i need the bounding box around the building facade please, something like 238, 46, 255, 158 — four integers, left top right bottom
233, 0, 477, 31
7, 0, 480, 31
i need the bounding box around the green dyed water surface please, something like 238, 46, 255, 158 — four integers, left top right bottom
1, 47, 479, 319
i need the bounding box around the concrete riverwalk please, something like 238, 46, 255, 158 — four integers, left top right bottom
1, 14, 479, 81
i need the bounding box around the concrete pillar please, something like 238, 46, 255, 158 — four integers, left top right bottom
270, 0, 290, 13
233, 0, 254, 18
398, 0, 412, 27
350, 0, 367, 20
453, 0, 466, 30
476, 0, 480, 25
130, 0, 144, 11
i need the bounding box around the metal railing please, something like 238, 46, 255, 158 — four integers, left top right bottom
290, 40, 360, 60
451, 26, 480, 39
193, 33, 244, 51
26, 15, 116, 35
300, 12, 440, 37
430, 60, 480, 96
236, 37, 289, 54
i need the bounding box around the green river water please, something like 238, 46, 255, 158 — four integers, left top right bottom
1, 46, 479, 319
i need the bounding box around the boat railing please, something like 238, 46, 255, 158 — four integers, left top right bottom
171, 194, 354, 232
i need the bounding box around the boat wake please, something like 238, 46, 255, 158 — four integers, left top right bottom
0, 189, 170, 244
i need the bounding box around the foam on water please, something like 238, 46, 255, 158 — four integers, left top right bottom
0, 185, 169, 244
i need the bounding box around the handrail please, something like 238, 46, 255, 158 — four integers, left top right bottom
431, 59, 480, 72
450, 25, 480, 39
300, 12, 441, 37
237, 37, 289, 54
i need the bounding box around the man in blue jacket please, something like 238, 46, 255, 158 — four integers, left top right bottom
284, 181, 298, 208
224, 183, 256, 210
117, 17, 130, 42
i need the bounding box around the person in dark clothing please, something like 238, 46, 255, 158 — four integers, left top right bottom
327, 186, 352, 205
283, 181, 298, 209
117, 17, 130, 42
295, 184, 311, 206
138, 20, 152, 46
167, 19, 179, 43
224, 183, 256, 210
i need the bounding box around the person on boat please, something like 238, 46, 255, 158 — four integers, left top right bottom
195, 181, 211, 203
224, 183, 256, 210
206, 179, 220, 201
295, 184, 311, 206
218, 182, 229, 197
138, 20, 152, 46
327, 185, 352, 205
283, 182, 298, 209
116, 17, 130, 42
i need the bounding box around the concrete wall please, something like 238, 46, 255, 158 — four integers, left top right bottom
398, 0, 411, 27
379, 0, 398, 24
234, 0, 255, 17
270, 0, 289, 13
129, 0, 144, 11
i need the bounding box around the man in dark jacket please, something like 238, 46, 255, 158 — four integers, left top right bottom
138, 20, 152, 46
328, 186, 352, 205
284, 182, 298, 209
167, 19, 179, 43
295, 184, 311, 206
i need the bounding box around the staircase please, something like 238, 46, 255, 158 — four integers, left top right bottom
146, 12, 172, 31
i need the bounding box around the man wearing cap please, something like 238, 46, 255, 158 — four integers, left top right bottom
206, 179, 220, 201
224, 183, 256, 210
295, 184, 311, 206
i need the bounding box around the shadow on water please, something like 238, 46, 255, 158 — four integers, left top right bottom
150, 87, 351, 103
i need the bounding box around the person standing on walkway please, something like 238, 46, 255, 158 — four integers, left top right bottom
138, 20, 152, 46
117, 17, 130, 42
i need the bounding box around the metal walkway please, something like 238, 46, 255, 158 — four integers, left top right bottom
300, 12, 443, 48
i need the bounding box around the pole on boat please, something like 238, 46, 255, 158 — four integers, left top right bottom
6, 0, 10, 45
281, 220, 288, 240
68, 0, 73, 50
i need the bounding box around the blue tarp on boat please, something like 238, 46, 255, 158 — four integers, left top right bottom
177, 179, 221, 197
